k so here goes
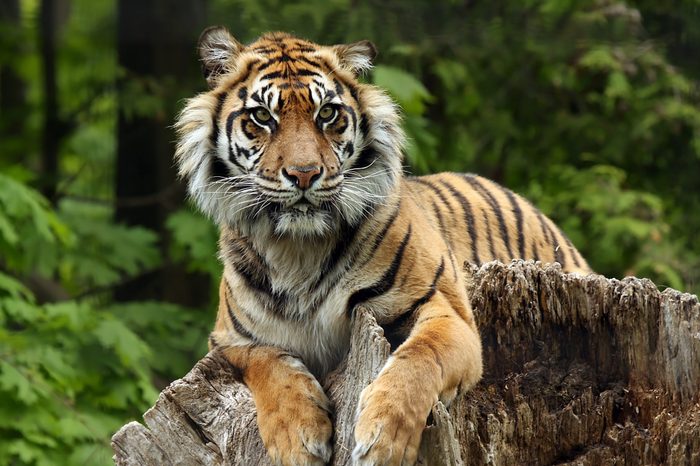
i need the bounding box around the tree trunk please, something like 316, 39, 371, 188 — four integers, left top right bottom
112, 261, 700, 465
38, 0, 60, 203
0, 0, 25, 163
115, 0, 207, 303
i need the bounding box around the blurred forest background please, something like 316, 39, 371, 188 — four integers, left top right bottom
1, 0, 699, 464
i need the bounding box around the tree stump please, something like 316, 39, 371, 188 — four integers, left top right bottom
112, 261, 700, 465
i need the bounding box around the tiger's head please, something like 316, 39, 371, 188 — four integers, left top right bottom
175, 28, 405, 239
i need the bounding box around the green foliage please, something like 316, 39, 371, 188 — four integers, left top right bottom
166, 208, 221, 281
58, 200, 161, 293
0, 170, 214, 464
0, 296, 157, 466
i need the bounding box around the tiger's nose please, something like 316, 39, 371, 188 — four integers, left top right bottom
282, 165, 323, 190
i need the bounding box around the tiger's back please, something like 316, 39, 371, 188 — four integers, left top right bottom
408, 173, 589, 274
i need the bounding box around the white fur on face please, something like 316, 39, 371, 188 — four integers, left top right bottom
175, 59, 406, 242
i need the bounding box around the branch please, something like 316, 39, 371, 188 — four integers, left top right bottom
112, 261, 700, 465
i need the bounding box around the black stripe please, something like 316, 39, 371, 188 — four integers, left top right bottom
276, 94, 285, 111
482, 210, 497, 259
342, 142, 354, 160
410, 178, 452, 208
251, 93, 265, 106
431, 200, 447, 235
341, 104, 357, 131
288, 46, 316, 53
226, 110, 248, 173
410, 177, 453, 245
210, 156, 230, 180
226, 301, 256, 341
564, 236, 583, 268
226, 240, 272, 295
334, 79, 345, 96
500, 186, 525, 258
225, 240, 293, 319
536, 210, 565, 266
335, 115, 349, 135
359, 114, 369, 138
352, 201, 402, 274
439, 180, 480, 264
383, 258, 445, 349
255, 59, 275, 73
234, 144, 252, 160
347, 82, 360, 103
352, 147, 378, 170
222, 60, 258, 92
226, 109, 245, 135
232, 257, 271, 295
296, 56, 321, 68
535, 210, 551, 243
461, 175, 513, 258
346, 225, 412, 317
531, 237, 540, 262
208, 334, 218, 348
252, 47, 275, 54
209, 92, 227, 147
260, 70, 283, 81
314, 220, 361, 288
237, 87, 247, 101
368, 202, 401, 256
223, 283, 257, 342
295, 68, 321, 78
227, 143, 247, 173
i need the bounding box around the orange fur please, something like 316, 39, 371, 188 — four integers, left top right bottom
177, 28, 591, 466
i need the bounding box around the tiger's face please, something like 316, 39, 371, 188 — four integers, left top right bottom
175, 28, 404, 239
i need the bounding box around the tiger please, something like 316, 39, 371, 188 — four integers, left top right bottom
174, 26, 590, 466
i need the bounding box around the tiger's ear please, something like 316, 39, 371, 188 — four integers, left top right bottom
198, 26, 243, 89
332, 40, 377, 76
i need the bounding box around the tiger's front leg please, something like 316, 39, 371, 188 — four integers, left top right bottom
220, 344, 333, 466
352, 292, 483, 466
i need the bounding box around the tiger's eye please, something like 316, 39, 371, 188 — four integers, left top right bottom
253, 108, 272, 124
318, 105, 336, 121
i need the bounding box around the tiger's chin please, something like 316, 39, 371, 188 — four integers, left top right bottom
268, 204, 338, 239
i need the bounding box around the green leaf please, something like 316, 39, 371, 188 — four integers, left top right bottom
606, 71, 631, 99
93, 318, 151, 366
0, 273, 33, 300
372, 65, 432, 114
0, 362, 40, 405
578, 47, 621, 72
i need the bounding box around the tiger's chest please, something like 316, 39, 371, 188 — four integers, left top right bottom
228, 255, 401, 376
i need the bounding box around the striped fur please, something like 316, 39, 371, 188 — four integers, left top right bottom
175, 28, 590, 466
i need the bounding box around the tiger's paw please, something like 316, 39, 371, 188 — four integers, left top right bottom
351, 378, 430, 466
256, 380, 333, 466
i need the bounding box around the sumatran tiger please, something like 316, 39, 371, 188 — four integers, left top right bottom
174, 27, 590, 466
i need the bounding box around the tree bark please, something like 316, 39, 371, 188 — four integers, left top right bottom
112, 261, 700, 465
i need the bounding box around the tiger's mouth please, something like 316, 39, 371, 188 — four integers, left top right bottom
272, 199, 333, 216
289, 199, 314, 213
265, 199, 337, 237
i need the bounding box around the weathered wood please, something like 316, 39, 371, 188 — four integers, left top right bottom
112, 261, 700, 465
